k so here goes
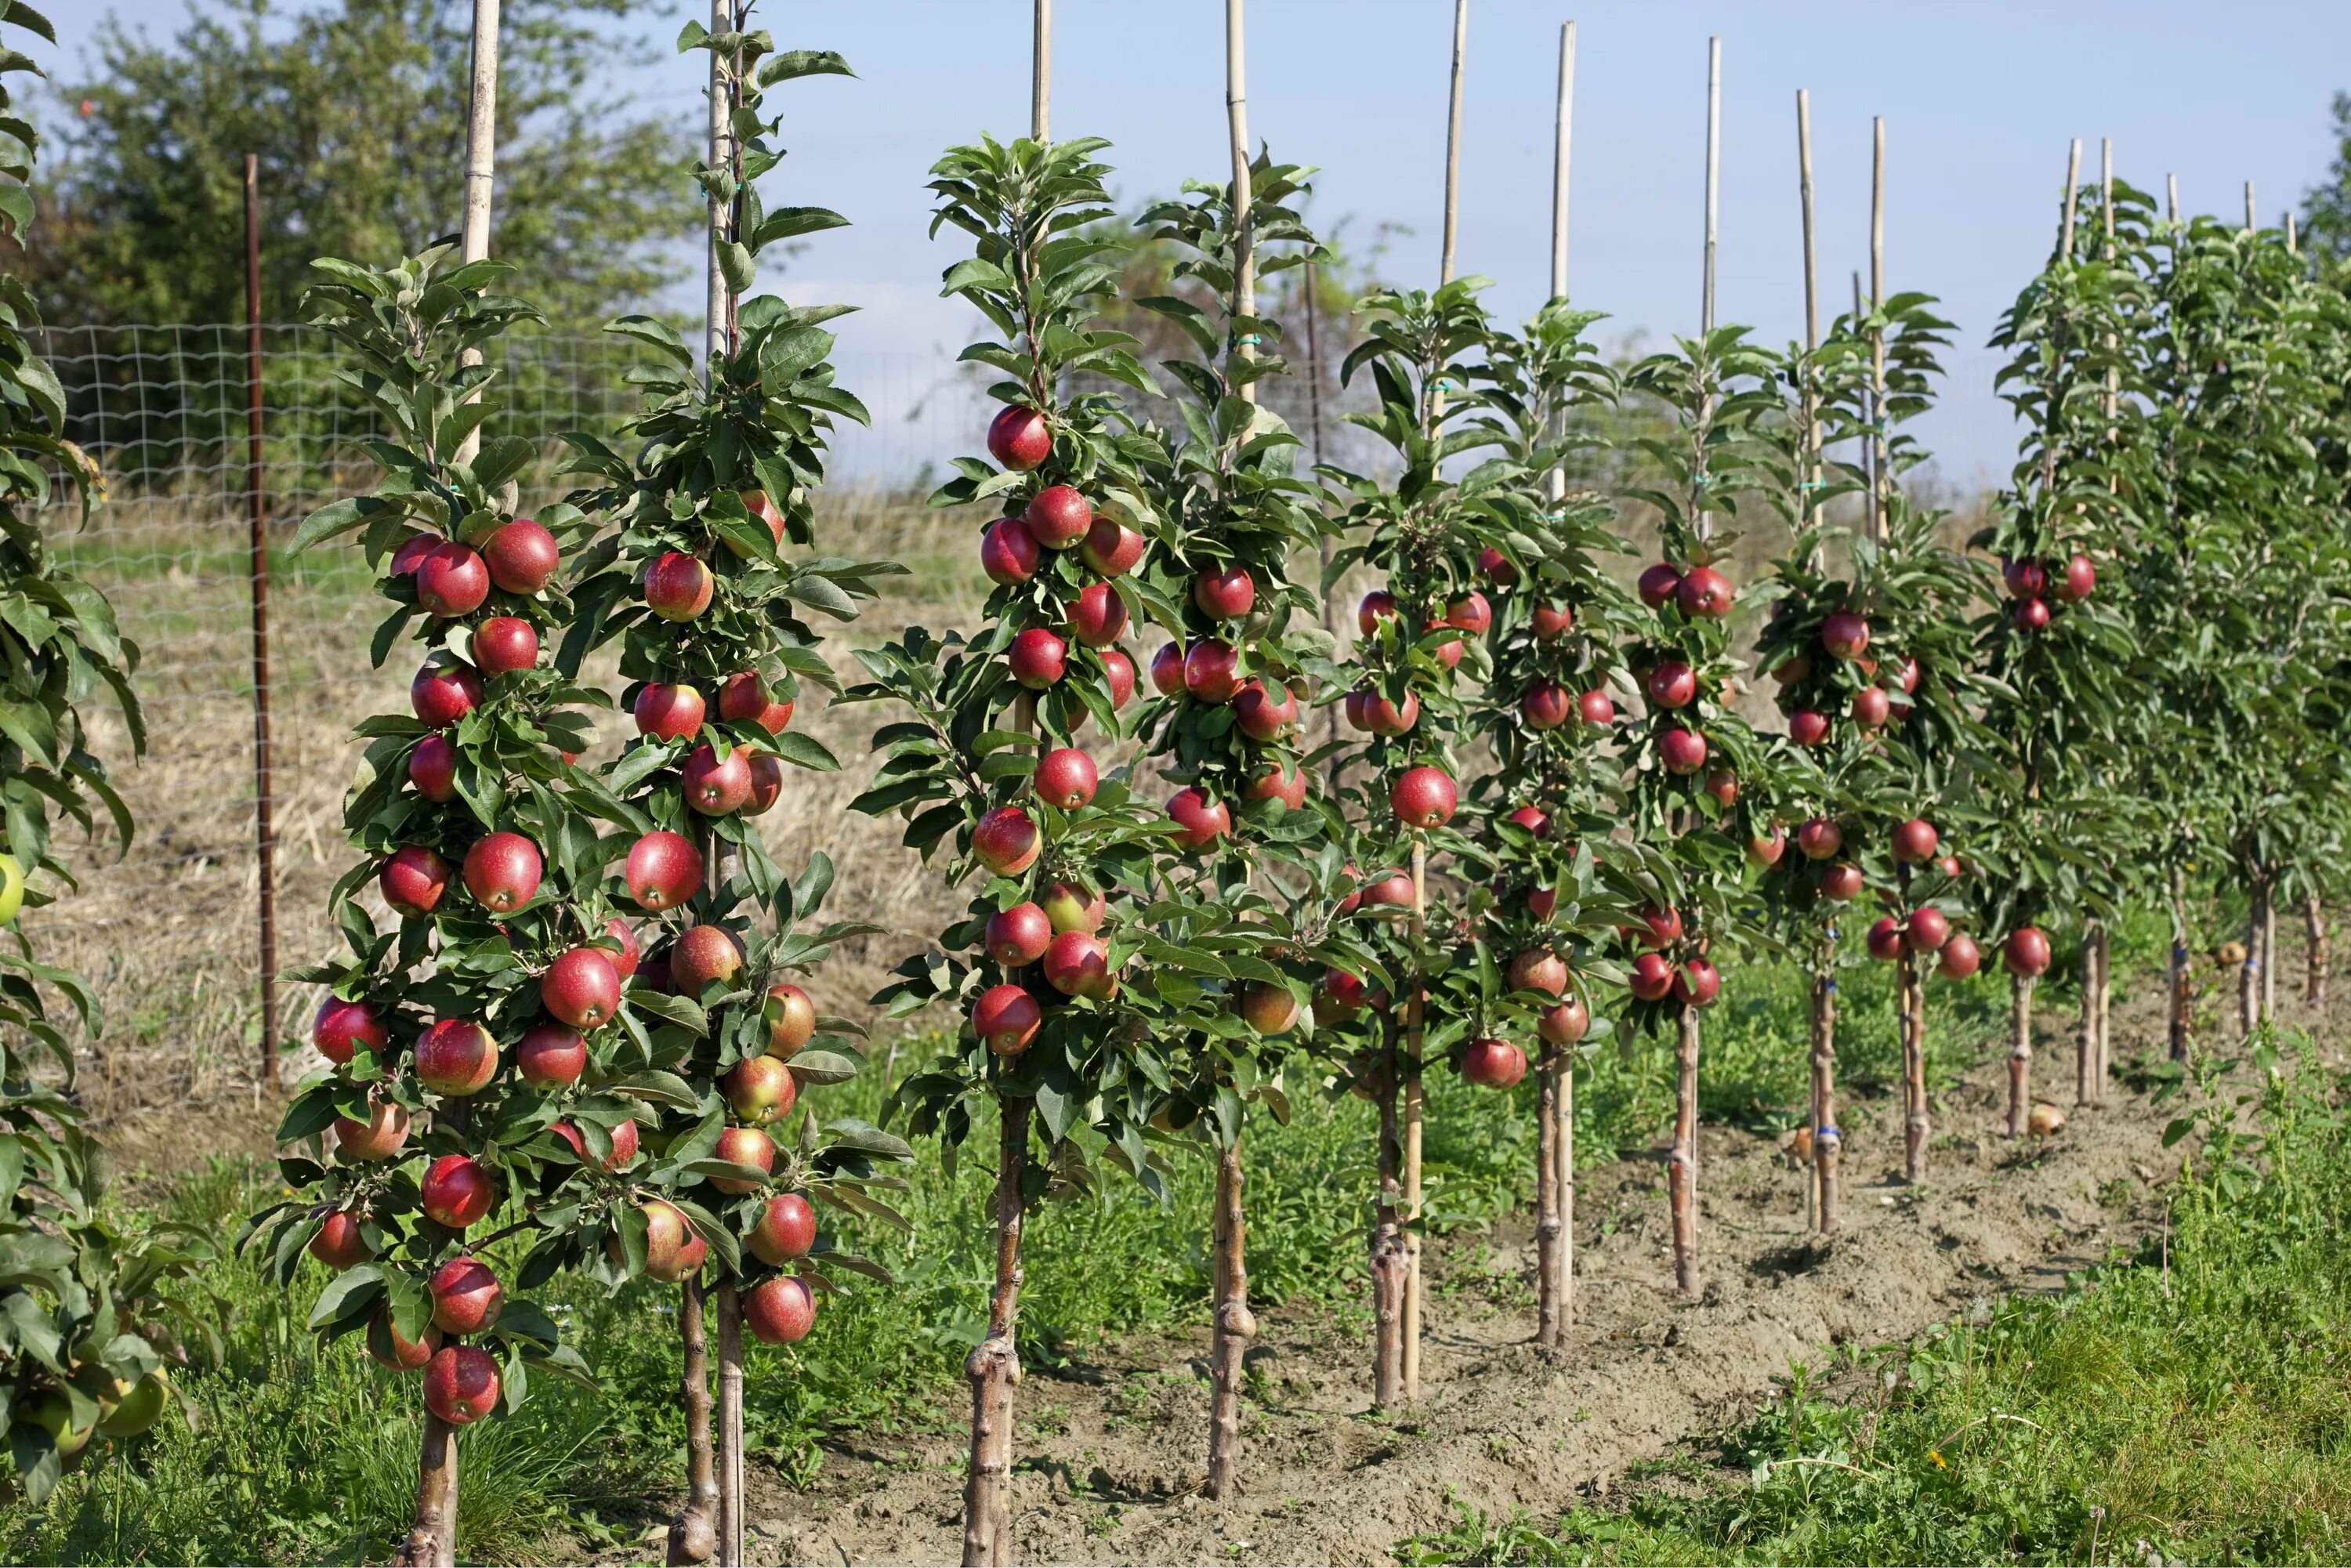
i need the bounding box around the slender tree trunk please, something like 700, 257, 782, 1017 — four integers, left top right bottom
2263, 885, 2278, 1023
2168, 864, 2193, 1063
668, 1276, 718, 1566
1900, 952, 1928, 1181
2092, 923, 2111, 1095
1534, 1052, 1563, 1350
715, 1283, 745, 1568
1810, 957, 1838, 1232
2007, 973, 2034, 1139
1557, 1056, 1574, 1328
2076, 929, 2098, 1108
1669, 1005, 1699, 1296
1204, 1139, 1255, 1498
1369, 1030, 1407, 1409
1400, 839, 1427, 1403
2306, 893, 2327, 1006
2241, 878, 2268, 1037
962, 1095, 1030, 1567
393, 1410, 458, 1567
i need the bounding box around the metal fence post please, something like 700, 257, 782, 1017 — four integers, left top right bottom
243, 153, 279, 1092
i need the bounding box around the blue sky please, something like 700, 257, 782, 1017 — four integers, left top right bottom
45, 2, 2351, 485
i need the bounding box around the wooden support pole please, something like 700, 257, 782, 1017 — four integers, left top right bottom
1440, 0, 1468, 284
1701, 37, 1719, 331
453, 0, 500, 469
2062, 139, 2083, 260
2244, 179, 2256, 231
1224, 0, 1257, 405
1031, 0, 1051, 142
2167, 172, 2179, 223
1869, 116, 1886, 541
1551, 20, 1574, 301
2007, 976, 2034, 1139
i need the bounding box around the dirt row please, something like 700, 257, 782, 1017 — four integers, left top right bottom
737, 965, 2241, 1566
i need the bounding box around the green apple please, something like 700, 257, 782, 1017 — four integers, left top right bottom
0, 853, 24, 925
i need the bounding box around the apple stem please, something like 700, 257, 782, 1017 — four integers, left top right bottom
668, 1275, 719, 1565
392, 1408, 458, 1568
715, 1282, 746, 1567
1367, 1023, 1408, 1410
962, 1094, 1030, 1567
2007, 975, 2035, 1139
1811, 956, 1840, 1233
1203, 1137, 1254, 1498
1670, 1005, 1701, 1297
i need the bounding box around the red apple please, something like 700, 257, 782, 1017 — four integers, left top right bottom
1527, 885, 1557, 921
421, 1153, 495, 1229
415, 1018, 497, 1095
671, 925, 745, 993
633, 681, 706, 742
1193, 567, 1255, 620
1637, 906, 1683, 948
625, 830, 705, 911
543, 945, 623, 1027
1790, 709, 1829, 747
1024, 484, 1092, 548
735, 489, 788, 554
1646, 661, 1697, 710
1476, 546, 1516, 585
639, 1200, 708, 1283
762, 983, 817, 1058
712, 1126, 776, 1194
310, 1210, 372, 1270
1420, 621, 1465, 669
411, 660, 483, 729
1080, 516, 1147, 576
2002, 558, 2047, 599
1357, 590, 1397, 636
1101, 647, 1136, 708
973, 806, 1040, 874
1636, 562, 1683, 610
1819, 861, 1864, 901
1522, 683, 1571, 729
1506, 805, 1551, 839
1579, 690, 1616, 726
1361, 871, 1415, 908
717, 671, 795, 734
424, 1345, 501, 1425
1067, 581, 1127, 646
743, 752, 784, 816
1446, 589, 1491, 635
1531, 603, 1573, 638
1936, 931, 1982, 980
1894, 656, 1922, 694
645, 551, 715, 621
1247, 764, 1308, 809
1233, 680, 1299, 742
986, 902, 1054, 966
1866, 917, 1905, 961
1891, 818, 1939, 864
1365, 690, 1420, 737
980, 516, 1041, 585
600, 917, 641, 980
408, 735, 458, 801
429, 1255, 502, 1335
1538, 998, 1589, 1045
1319, 969, 1371, 1021
1796, 818, 1844, 860
553, 1116, 639, 1171
1009, 627, 1067, 689
726, 1054, 798, 1126
2013, 597, 2051, 632
1659, 728, 1708, 774
415, 542, 490, 617
1507, 948, 1568, 996
462, 831, 541, 913
2056, 553, 2095, 601
2004, 926, 2052, 977
367, 1307, 440, 1372
974, 984, 1042, 1055
379, 845, 453, 918
749, 1193, 817, 1265
1675, 567, 1734, 619
1042, 930, 1114, 999
1462, 1037, 1527, 1088
1183, 639, 1243, 704
1167, 788, 1231, 850
1672, 958, 1722, 1009
1038, 881, 1107, 933
682, 743, 754, 815
333, 1101, 409, 1163
1747, 826, 1788, 866
1820, 610, 1870, 659
1773, 655, 1812, 685
744, 1275, 815, 1345
1239, 981, 1299, 1035
484, 518, 560, 595
516, 1023, 587, 1088
472, 615, 538, 676
1905, 907, 1951, 951
1629, 952, 1675, 1001
988, 404, 1051, 470
390, 533, 440, 578
313, 998, 386, 1066
1703, 769, 1738, 808
1034, 747, 1098, 809
1391, 766, 1457, 829
1851, 687, 1891, 730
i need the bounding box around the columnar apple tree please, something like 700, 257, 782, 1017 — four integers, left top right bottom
1615, 328, 1781, 1296
1971, 183, 2149, 1131
0, 2, 212, 1497
1469, 299, 1644, 1345
1756, 295, 1995, 1207
850, 133, 1210, 1564
1125, 150, 1365, 1496
249, 249, 619, 1566
557, 24, 910, 1561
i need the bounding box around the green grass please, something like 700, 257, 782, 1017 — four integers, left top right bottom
1398, 1033, 2351, 1567
0, 917, 2190, 1564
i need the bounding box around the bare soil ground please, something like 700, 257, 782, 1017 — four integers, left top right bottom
730, 969, 2221, 1567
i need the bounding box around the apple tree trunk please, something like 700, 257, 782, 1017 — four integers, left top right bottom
716, 1282, 746, 1568
2240, 878, 2269, 1037
668, 1275, 718, 1566
2092, 924, 2111, 1088
1669, 1005, 1699, 1297
2075, 931, 2098, 1108
1533, 1052, 1563, 1349
962, 1094, 1030, 1568
2306, 893, 2327, 1006
2007, 973, 2034, 1139
2168, 866, 2193, 1063
393, 1409, 458, 1568
1203, 1138, 1255, 1499
1900, 951, 1928, 1182
1810, 961, 1838, 1233
1368, 1027, 1407, 1410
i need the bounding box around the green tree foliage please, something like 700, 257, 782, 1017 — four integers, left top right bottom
27, 0, 696, 331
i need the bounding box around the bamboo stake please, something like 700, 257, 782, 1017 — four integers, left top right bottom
1307, 257, 1342, 773
2244, 179, 2256, 231
2287, 212, 2299, 253
1702, 37, 1719, 331
1440, 0, 1468, 284
715, 1283, 745, 1568
1856, 272, 1874, 498
1869, 116, 1886, 541
451, 0, 500, 473
2306, 893, 2327, 1005
1224, 0, 1257, 405
2061, 139, 2082, 261
2166, 173, 2179, 223
1551, 20, 1574, 300
1370, 1019, 1407, 1407
1031, 0, 1050, 142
